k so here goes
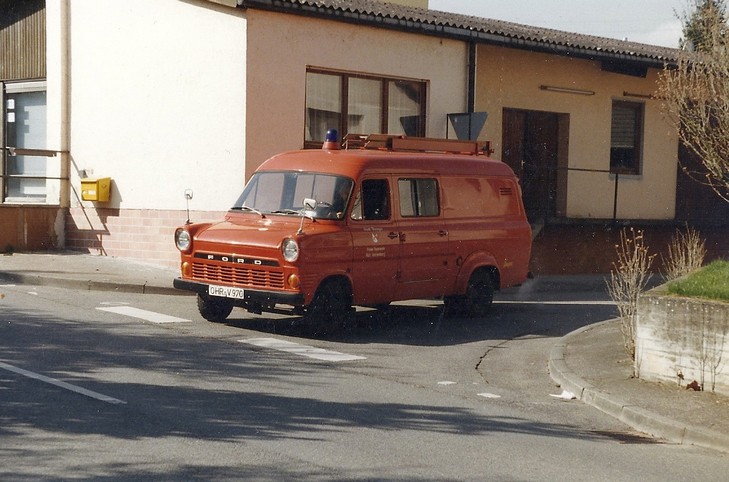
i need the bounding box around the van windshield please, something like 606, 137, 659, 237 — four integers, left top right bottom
232, 171, 354, 220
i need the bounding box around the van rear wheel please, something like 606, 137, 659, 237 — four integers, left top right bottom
465, 270, 495, 317
197, 294, 234, 322
445, 270, 495, 318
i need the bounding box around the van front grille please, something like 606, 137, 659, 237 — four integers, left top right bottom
191, 262, 285, 289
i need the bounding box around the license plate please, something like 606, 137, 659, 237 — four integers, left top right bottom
208, 284, 246, 299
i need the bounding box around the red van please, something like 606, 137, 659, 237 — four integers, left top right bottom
174, 133, 531, 323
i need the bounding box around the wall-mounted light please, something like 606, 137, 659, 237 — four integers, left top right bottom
539, 85, 595, 96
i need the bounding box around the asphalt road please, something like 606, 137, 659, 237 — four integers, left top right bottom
1, 282, 727, 481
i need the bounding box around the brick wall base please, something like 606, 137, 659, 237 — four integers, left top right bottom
65, 207, 224, 269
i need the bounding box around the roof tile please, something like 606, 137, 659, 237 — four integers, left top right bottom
249, 0, 678, 63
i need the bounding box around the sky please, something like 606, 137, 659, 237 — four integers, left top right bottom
428, 0, 691, 48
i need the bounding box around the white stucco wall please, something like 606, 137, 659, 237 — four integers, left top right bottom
63, 0, 247, 212
244, 10, 469, 180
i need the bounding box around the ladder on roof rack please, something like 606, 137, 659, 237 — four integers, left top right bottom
343, 134, 491, 155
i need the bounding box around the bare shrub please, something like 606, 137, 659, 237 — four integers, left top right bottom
606, 228, 656, 361
662, 226, 707, 281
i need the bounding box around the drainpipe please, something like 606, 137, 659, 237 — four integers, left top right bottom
47, 0, 72, 247
58, 0, 71, 210
467, 40, 476, 114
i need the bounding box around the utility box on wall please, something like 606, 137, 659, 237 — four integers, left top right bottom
81, 177, 111, 202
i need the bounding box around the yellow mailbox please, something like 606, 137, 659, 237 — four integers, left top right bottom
81, 177, 111, 202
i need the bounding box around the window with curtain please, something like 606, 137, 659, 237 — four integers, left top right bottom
305, 72, 342, 144
305, 69, 426, 148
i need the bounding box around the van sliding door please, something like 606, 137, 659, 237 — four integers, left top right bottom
394, 177, 452, 300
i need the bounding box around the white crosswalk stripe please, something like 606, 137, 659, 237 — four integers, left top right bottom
240, 337, 366, 362
96, 306, 191, 324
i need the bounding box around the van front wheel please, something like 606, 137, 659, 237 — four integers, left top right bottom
307, 279, 352, 326
197, 294, 234, 322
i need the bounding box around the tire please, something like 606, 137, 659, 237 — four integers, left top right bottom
197, 294, 234, 322
306, 279, 352, 326
445, 270, 496, 318
464, 270, 495, 317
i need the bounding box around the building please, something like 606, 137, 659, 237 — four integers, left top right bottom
2, 0, 722, 272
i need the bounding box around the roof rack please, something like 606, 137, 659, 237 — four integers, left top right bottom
343, 134, 491, 155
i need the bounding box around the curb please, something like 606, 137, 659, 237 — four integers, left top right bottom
0, 271, 186, 296
549, 320, 729, 454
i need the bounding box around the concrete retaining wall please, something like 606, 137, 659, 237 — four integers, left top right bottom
636, 285, 729, 395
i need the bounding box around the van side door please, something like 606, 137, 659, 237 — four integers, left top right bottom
394, 177, 453, 300
348, 177, 401, 306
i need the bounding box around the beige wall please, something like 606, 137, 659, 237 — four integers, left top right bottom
477, 45, 678, 220
244, 9, 468, 180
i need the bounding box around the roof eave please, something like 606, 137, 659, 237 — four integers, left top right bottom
238, 0, 676, 68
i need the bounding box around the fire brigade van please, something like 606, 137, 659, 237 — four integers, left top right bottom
173, 132, 532, 323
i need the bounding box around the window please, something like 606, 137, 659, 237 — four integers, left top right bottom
351, 179, 390, 221
610, 101, 643, 174
398, 178, 439, 217
2, 81, 50, 203
305, 69, 426, 147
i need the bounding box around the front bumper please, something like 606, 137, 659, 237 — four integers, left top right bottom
173, 278, 306, 307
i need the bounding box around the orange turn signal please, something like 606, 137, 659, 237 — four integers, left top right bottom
287, 274, 300, 289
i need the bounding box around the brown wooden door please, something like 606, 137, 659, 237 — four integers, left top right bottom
502, 109, 560, 223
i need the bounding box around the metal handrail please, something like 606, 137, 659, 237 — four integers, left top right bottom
2, 147, 70, 204
526, 164, 627, 222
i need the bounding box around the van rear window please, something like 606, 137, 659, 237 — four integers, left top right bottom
398, 178, 439, 217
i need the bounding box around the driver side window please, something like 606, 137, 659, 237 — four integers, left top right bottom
351, 179, 390, 221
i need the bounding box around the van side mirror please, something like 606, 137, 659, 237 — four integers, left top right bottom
303, 198, 317, 211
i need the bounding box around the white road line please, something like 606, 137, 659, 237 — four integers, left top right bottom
0, 361, 126, 405
240, 338, 366, 362
96, 306, 191, 324
478, 392, 502, 399
495, 300, 615, 305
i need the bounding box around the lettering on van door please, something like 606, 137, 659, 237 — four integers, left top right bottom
366, 246, 386, 258
364, 226, 382, 243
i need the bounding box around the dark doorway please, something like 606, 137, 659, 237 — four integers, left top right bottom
675, 142, 729, 226
502, 108, 568, 223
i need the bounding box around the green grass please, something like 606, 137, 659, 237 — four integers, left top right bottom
668, 260, 729, 302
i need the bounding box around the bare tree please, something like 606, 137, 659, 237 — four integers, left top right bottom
658, 1, 729, 202
606, 228, 656, 363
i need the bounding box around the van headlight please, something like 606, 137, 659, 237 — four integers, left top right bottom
282, 238, 299, 262
175, 228, 192, 252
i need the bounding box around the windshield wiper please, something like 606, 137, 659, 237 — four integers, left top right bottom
270, 209, 300, 215
231, 205, 265, 218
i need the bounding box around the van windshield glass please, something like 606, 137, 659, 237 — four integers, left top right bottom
232, 172, 354, 220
